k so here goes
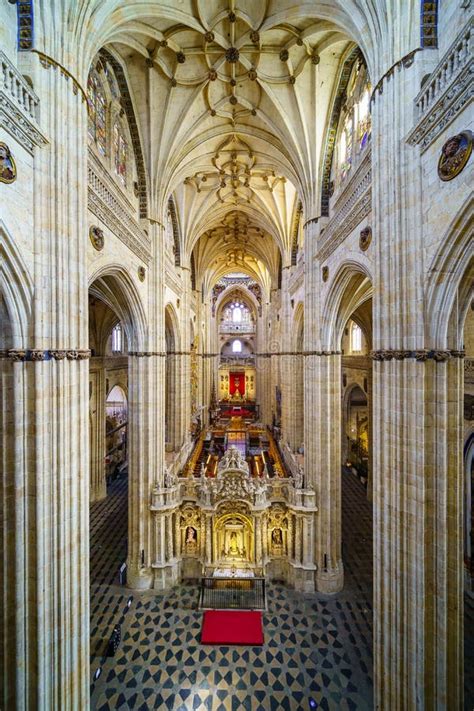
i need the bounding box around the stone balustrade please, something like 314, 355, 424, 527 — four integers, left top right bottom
407, 17, 473, 151
0, 50, 38, 121
219, 321, 256, 334
219, 355, 255, 367
415, 19, 472, 117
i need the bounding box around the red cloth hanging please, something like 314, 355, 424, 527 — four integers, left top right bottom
229, 372, 245, 396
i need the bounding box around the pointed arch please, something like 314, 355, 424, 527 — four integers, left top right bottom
321, 260, 373, 350
98, 47, 149, 218
425, 197, 474, 349
0, 220, 34, 348
88, 264, 148, 351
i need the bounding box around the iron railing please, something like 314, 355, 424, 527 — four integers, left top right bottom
199, 577, 266, 610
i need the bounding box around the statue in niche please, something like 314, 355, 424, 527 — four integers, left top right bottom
438, 131, 472, 181
0, 142, 16, 184
272, 528, 283, 546
185, 526, 197, 545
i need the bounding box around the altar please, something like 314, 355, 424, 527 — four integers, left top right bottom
213, 568, 255, 578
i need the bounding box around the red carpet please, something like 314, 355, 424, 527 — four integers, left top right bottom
201, 610, 264, 645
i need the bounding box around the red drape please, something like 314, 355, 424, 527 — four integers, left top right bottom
229, 372, 245, 396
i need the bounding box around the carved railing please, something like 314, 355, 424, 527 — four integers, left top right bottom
407, 18, 473, 151
219, 322, 255, 334
0, 50, 47, 153
416, 19, 472, 117
317, 149, 371, 261
220, 355, 255, 367
278, 441, 302, 480
150, 485, 180, 510
88, 149, 151, 262
1, 50, 38, 121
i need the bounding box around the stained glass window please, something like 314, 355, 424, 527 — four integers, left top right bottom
339, 112, 354, 180
113, 121, 127, 185
87, 71, 107, 155
358, 86, 371, 150
105, 63, 120, 99
232, 339, 242, 353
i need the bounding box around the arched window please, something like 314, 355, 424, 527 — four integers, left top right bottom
339, 112, 354, 181
232, 306, 242, 323
113, 121, 127, 185
87, 70, 107, 155
232, 339, 242, 353
111, 323, 123, 353
350, 322, 362, 353
357, 85, 371, 150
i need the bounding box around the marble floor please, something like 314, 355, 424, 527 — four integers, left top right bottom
89, 472, 474, 710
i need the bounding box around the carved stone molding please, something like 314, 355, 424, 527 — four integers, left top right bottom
370, 48, 422, 106
370, 349, 465, 361
1, 349, 91, 361
407, 19, 473, 152
88, 149, 151, 263
89, 225, 105, 251
32, 50, 88, 103
128, 351, 167, 357
318, 149, 372, 262
359, 225, 372, 251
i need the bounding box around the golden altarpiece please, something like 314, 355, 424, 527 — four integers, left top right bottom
150, 447, 318, 592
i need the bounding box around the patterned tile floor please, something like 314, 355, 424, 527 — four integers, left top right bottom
89, 472, 474, 710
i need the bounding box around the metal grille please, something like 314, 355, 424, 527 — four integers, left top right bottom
199, 577, 266, 611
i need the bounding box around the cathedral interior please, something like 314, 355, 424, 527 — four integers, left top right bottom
0, 1, 473, 709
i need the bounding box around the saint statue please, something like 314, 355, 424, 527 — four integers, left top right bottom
229, 531, 239, 555
185, 526, 197, 545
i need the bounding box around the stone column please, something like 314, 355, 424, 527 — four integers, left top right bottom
5, 51, 91, 711
294, 515, 302, 564
89, 360, 106, 502
255, 515, 263, 567
304, 217, 343, 593
371, 51, 463, 708
205, 514, 213, 566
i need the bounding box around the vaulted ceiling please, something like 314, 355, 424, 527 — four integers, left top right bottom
68, 1, 392, 291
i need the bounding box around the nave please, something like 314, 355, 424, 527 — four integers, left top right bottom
89, 471, 374, 710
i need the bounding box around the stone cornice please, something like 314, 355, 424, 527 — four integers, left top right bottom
128, 351, 166, 357
370, 349, 465, 361
0, 349, 91, 361
32, 50, 87, 102
407, 19, 473, 152
370, 48, 422, 106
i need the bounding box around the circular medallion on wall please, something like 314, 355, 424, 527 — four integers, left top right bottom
0, 142, 17, 184
89, 225, 105, 251
138, 266, 146, 282
359, 225, 372, 251
322, 266, 329, 282
438, 130, 472, 181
